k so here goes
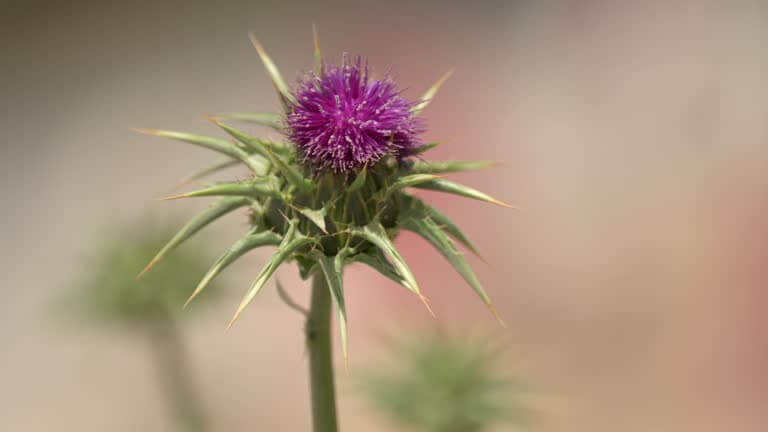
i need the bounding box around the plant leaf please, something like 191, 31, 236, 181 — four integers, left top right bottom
265, 147, 316, 192
410, 179, 514, 208
347, 166, 367, 193
411, 69, 453, 115
185, 229, 282, 307
409, 160, 494, 175
214, 120, 315, 192
352, 221, 433, 316
403, 196, 481, 257
401, 214, 496, 312
138, 197, 251, 278
213, 112, 283, 131
177, 155, 270, 187
312, 24, 322, 75
351, 249, 417, 293
385, 174, 441, 199
248, 33, 296, 106
401, 211, 503, 324
135, 128, 265, 174
411, 142, 440, 155
212, 119, 280, 158
135, 129, 239, 159
295, 254, 317, 280
163, 179, 281, 201
297, 207, 327, 233
228, 223, 313, 326
316, 251, 349, 365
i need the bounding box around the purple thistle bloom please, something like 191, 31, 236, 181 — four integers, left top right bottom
287, 55, 422, 172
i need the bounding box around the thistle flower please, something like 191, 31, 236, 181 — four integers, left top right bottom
137, 30, 511, 363
288, 55, 422, 172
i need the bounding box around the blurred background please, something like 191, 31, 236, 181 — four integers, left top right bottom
2, 0, 767, 430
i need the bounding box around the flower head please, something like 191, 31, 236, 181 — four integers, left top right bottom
287, 55, 422, 172
139, 31, 510, 356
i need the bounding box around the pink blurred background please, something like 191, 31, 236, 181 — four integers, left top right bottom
2, 0, 767, 430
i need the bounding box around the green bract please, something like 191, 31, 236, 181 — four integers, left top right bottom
139, 31, 510, 360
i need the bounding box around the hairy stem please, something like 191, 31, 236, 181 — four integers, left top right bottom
147, 313, 209, 432
306, 274, 339, 432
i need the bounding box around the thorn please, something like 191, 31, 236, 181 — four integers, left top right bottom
248, 32, 266, 57
136, 257, 159, 279
183, 280, 209, 309
420, 294, 436, 318
160, 192, 190, 201
474, 251, 489, 264
132, 127, 160, 136
312, 24, 320, 52
490, 198, 518, 209
488, 303, 506, 327
226, 311, 241, 330
227, 289, 258, 329
434, 68, 454, 91
201, 113, 219, 124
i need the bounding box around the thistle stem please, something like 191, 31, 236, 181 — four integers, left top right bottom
306, 274, 339, 432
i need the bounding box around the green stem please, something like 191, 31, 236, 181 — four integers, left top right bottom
147, 313, 209, 432
306, 274, 339, 432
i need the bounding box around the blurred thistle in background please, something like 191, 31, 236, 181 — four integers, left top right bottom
66, 222, 218, 432
362, 332, 531, 432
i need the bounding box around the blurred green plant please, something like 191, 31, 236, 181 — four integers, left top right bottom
362, 333, 530, 432
68, 222, 218, 432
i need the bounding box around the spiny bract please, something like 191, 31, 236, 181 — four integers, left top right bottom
138, 30, 510, 360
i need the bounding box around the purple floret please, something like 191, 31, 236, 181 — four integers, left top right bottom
287, 55, 422, 172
